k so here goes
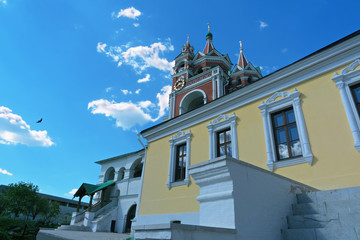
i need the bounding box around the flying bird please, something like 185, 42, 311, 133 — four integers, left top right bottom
36, 118, 43, 123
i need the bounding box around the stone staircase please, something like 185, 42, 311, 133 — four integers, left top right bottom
56, 224, 92, 231
282, 186, 360, 240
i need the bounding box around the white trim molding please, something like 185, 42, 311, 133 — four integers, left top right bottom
258, 89, 313, 171
207, 113, 238, 159
332, 59, 360, 152
167, 130, 192, 189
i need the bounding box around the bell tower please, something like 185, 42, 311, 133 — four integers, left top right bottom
169, 25, 232, 118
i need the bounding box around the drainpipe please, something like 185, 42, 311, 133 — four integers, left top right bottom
133, 133, 147, 226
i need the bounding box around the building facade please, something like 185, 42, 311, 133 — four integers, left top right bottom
70, 149, 144, 233
132, 29, 360, 239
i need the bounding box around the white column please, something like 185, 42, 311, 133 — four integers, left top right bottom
216, 77, 221, 98
260, 108, 275, 171
212, 78, 216, 100
336, 81, 360, 151
167, 141, 175, 189
208, 127, 214, 159
231, 120, 238, 159
293, 97, 312, 161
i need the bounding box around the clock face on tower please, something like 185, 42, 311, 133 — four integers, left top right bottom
174, 77, 185, 91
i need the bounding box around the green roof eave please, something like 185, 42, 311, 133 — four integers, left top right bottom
89, 180, 115, 195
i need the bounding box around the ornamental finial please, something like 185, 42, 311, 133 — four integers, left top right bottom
187, 34, 189, 43
239, 41, 243, 50
207, 23, 210, 32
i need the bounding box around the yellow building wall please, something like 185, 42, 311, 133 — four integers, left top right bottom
139, 63, 360, 216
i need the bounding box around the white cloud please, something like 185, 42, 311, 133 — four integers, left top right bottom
138, 101, 154, 109
88, 85, 171, 130
281, 48, 288, 53
97, 40, 175, 74
97, 42, 107, 53
155, 85, 172, 120
0, 0, 7, 5
259, 20, 268, 30
133, 23, 140, 27
135, 89, 141, 94
0, 168, 12, 176
259, 66, 278, 75
0, 106, 54, 146
121, 89, 132, 95
114, 7, 141, 19
106, 87, 112, 93
88, 99, 154, 130
68, 189, 77, 195
137, 74, 151, 83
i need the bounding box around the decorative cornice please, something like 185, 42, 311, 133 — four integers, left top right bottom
265, 90, 293, 104
209, 113, 236, 126
340, 59, 360, 75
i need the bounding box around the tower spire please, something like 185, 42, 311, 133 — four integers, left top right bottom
203, 23, 214, 54
237, 40, 248, 69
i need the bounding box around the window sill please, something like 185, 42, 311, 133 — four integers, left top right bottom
267, 154, 313, 171
166, 179, 189, 189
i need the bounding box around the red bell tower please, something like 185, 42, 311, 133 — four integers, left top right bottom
168, 25, 262, 119
169, 25, 232, 118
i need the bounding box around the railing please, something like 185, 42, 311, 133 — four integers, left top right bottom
94, 201, 112, 218
71, 210, 86, 225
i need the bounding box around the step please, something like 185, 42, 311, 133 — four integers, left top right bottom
287, 213, 340, 229
282, 227, 360, 240
296, 186, 360, 204
56, 225, 92, 232
292, 199, 360, 215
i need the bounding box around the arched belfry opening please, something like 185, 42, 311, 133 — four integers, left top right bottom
180, 90, 207, 114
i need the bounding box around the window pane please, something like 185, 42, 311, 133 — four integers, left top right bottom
352, 86, 360, 103
226, 145, 232, 157
273, 113, 284, 127
278, 143, 289, 159
219, 146, 225, 157
285, 109, 296, 123
226, 130, 231, 142
219, 132, 224, 144
276, 128, 287, 143
178, 157, 183, 167
288, 125, 299, 141
291, 141, 302, 157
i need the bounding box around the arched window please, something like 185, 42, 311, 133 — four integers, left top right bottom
130, 159, 143, 178
118, 167, 125, 180
104, 167, 115, 181
179, 90, 207, 114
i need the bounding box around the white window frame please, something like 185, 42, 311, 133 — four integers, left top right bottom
207, 113, 238, 159
167, 130, 191, 189
332, 59, 360, 152
258, 89, 313, 171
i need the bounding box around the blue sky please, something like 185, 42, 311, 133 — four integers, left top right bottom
0, 0, 359, 199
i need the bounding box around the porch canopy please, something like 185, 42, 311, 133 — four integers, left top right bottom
73, 180, 115, 212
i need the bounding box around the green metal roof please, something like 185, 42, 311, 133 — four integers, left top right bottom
89, 180, 115, 195
73, 180, 115, 198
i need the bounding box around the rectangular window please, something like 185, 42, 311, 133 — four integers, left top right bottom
351, 83, 360, 116
175, 143, 186, 181
271, 108, 302, 160
217, 128, 232, 157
